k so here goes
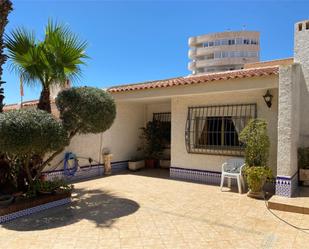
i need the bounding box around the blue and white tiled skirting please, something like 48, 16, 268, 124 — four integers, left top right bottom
43, 164, 104, 181
0, 197, 71, 224
170, 167, 222, 185
170, 166, 276, 193
275, 173, 298, 197
43, 161, 129, 182
111, 161, 129, 173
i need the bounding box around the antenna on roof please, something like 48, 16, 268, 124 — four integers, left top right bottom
242, 24, 246, 31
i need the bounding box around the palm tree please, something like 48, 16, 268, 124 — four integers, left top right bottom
0, 0, 13, 113
5, 20, 88, 113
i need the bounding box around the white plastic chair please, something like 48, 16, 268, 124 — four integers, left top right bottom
220, 158, 245, 194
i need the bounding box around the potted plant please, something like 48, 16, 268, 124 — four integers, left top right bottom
34, 179, 57, 195
128, 156, 145, 171
239, 119, 272, 199
298, 147, 309, 185
140, 121, 164, 168
32, 178, 72, 195
0, 195, 14, 206
159, 159, 171, 168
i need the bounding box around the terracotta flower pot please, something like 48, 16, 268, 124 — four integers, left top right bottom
128, 160, 145, 171
145, 159, 156, 168
247, 178, 266, 199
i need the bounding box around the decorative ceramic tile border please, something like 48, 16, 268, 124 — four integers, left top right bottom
111, 161, 128, 173
43, 164, 104, 181
275, 173, 298, 197
170, 167, 223, 185
43, 161, 129, 182
170, 166, 276, 193
0, 197, 71, 224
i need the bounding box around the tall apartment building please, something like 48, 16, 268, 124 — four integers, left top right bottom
188, 31, 260, 74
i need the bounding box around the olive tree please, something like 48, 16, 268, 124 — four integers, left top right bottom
0, 87, 116, 188
0, 109, 68, 185
38, 86, 116, 173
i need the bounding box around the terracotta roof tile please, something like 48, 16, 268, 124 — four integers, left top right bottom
3, 99, 56, 112
244, 58, 293, 69
107, 66, 279, 93
3, 100, 39, 111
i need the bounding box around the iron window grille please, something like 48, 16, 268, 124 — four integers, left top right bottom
153, 112, 171, 122
185, 104, 257, 156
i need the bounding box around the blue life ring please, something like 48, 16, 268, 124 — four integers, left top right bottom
63, 152, 78, 176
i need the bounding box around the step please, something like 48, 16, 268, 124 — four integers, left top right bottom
268, 187, 309, 214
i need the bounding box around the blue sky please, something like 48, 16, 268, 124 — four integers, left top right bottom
2, 0, 309, 104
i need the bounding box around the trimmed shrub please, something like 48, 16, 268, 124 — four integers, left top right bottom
239, 119, 272, 195
0, 109, 68, 157
239, 119, 270, 167
56, 87, 116, 134
0, 87, 116, 191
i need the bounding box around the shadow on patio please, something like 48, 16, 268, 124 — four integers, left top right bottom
2, 188, 140, 231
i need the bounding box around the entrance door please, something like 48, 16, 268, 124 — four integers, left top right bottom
153, 112, 171, 168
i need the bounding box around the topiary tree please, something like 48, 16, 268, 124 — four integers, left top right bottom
0, 109, 68, 186
239, 119, 270, 167
57, 86, 116, 135
0, 87, 116, 190
37, 86, 116, 173
239, 119, 272, 196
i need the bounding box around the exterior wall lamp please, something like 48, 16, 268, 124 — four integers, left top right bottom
263, 90, 273, 108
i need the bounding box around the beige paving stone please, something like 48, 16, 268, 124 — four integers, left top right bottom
142, 245, 165, 249
0, 169, 308, 249
119, 237, 143, 247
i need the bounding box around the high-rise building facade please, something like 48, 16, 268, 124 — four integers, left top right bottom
188, 31, 260, 74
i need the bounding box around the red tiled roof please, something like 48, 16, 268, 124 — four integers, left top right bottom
107, 66, 279, 93
3, 99, 57, 112
244, 58, 293, 69
3, 100, 39, 111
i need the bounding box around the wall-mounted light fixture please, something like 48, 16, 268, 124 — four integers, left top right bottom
263, 90, 273, 108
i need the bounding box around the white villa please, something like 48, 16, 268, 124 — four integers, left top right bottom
5, 20, 309, 198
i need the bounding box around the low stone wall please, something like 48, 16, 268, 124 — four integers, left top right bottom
0, 193, 71, 224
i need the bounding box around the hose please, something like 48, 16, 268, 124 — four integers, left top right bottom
264, 192, 309, 233
63, 152, 78, 176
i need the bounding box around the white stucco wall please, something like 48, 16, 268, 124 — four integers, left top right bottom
275, 20, 309, 178
44, 74, 279, 174
44, 132, 103, 172
146, 102, 171, 122
277, 65, 300, 177
45, 101, 146, 171
171, 88, 278, 173
295, 20, 309, 147
102, 102, 146, 162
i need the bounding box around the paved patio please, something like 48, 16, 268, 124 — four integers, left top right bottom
0, 169, 309, 249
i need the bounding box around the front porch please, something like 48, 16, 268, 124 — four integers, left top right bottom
110, 86, 280, 194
